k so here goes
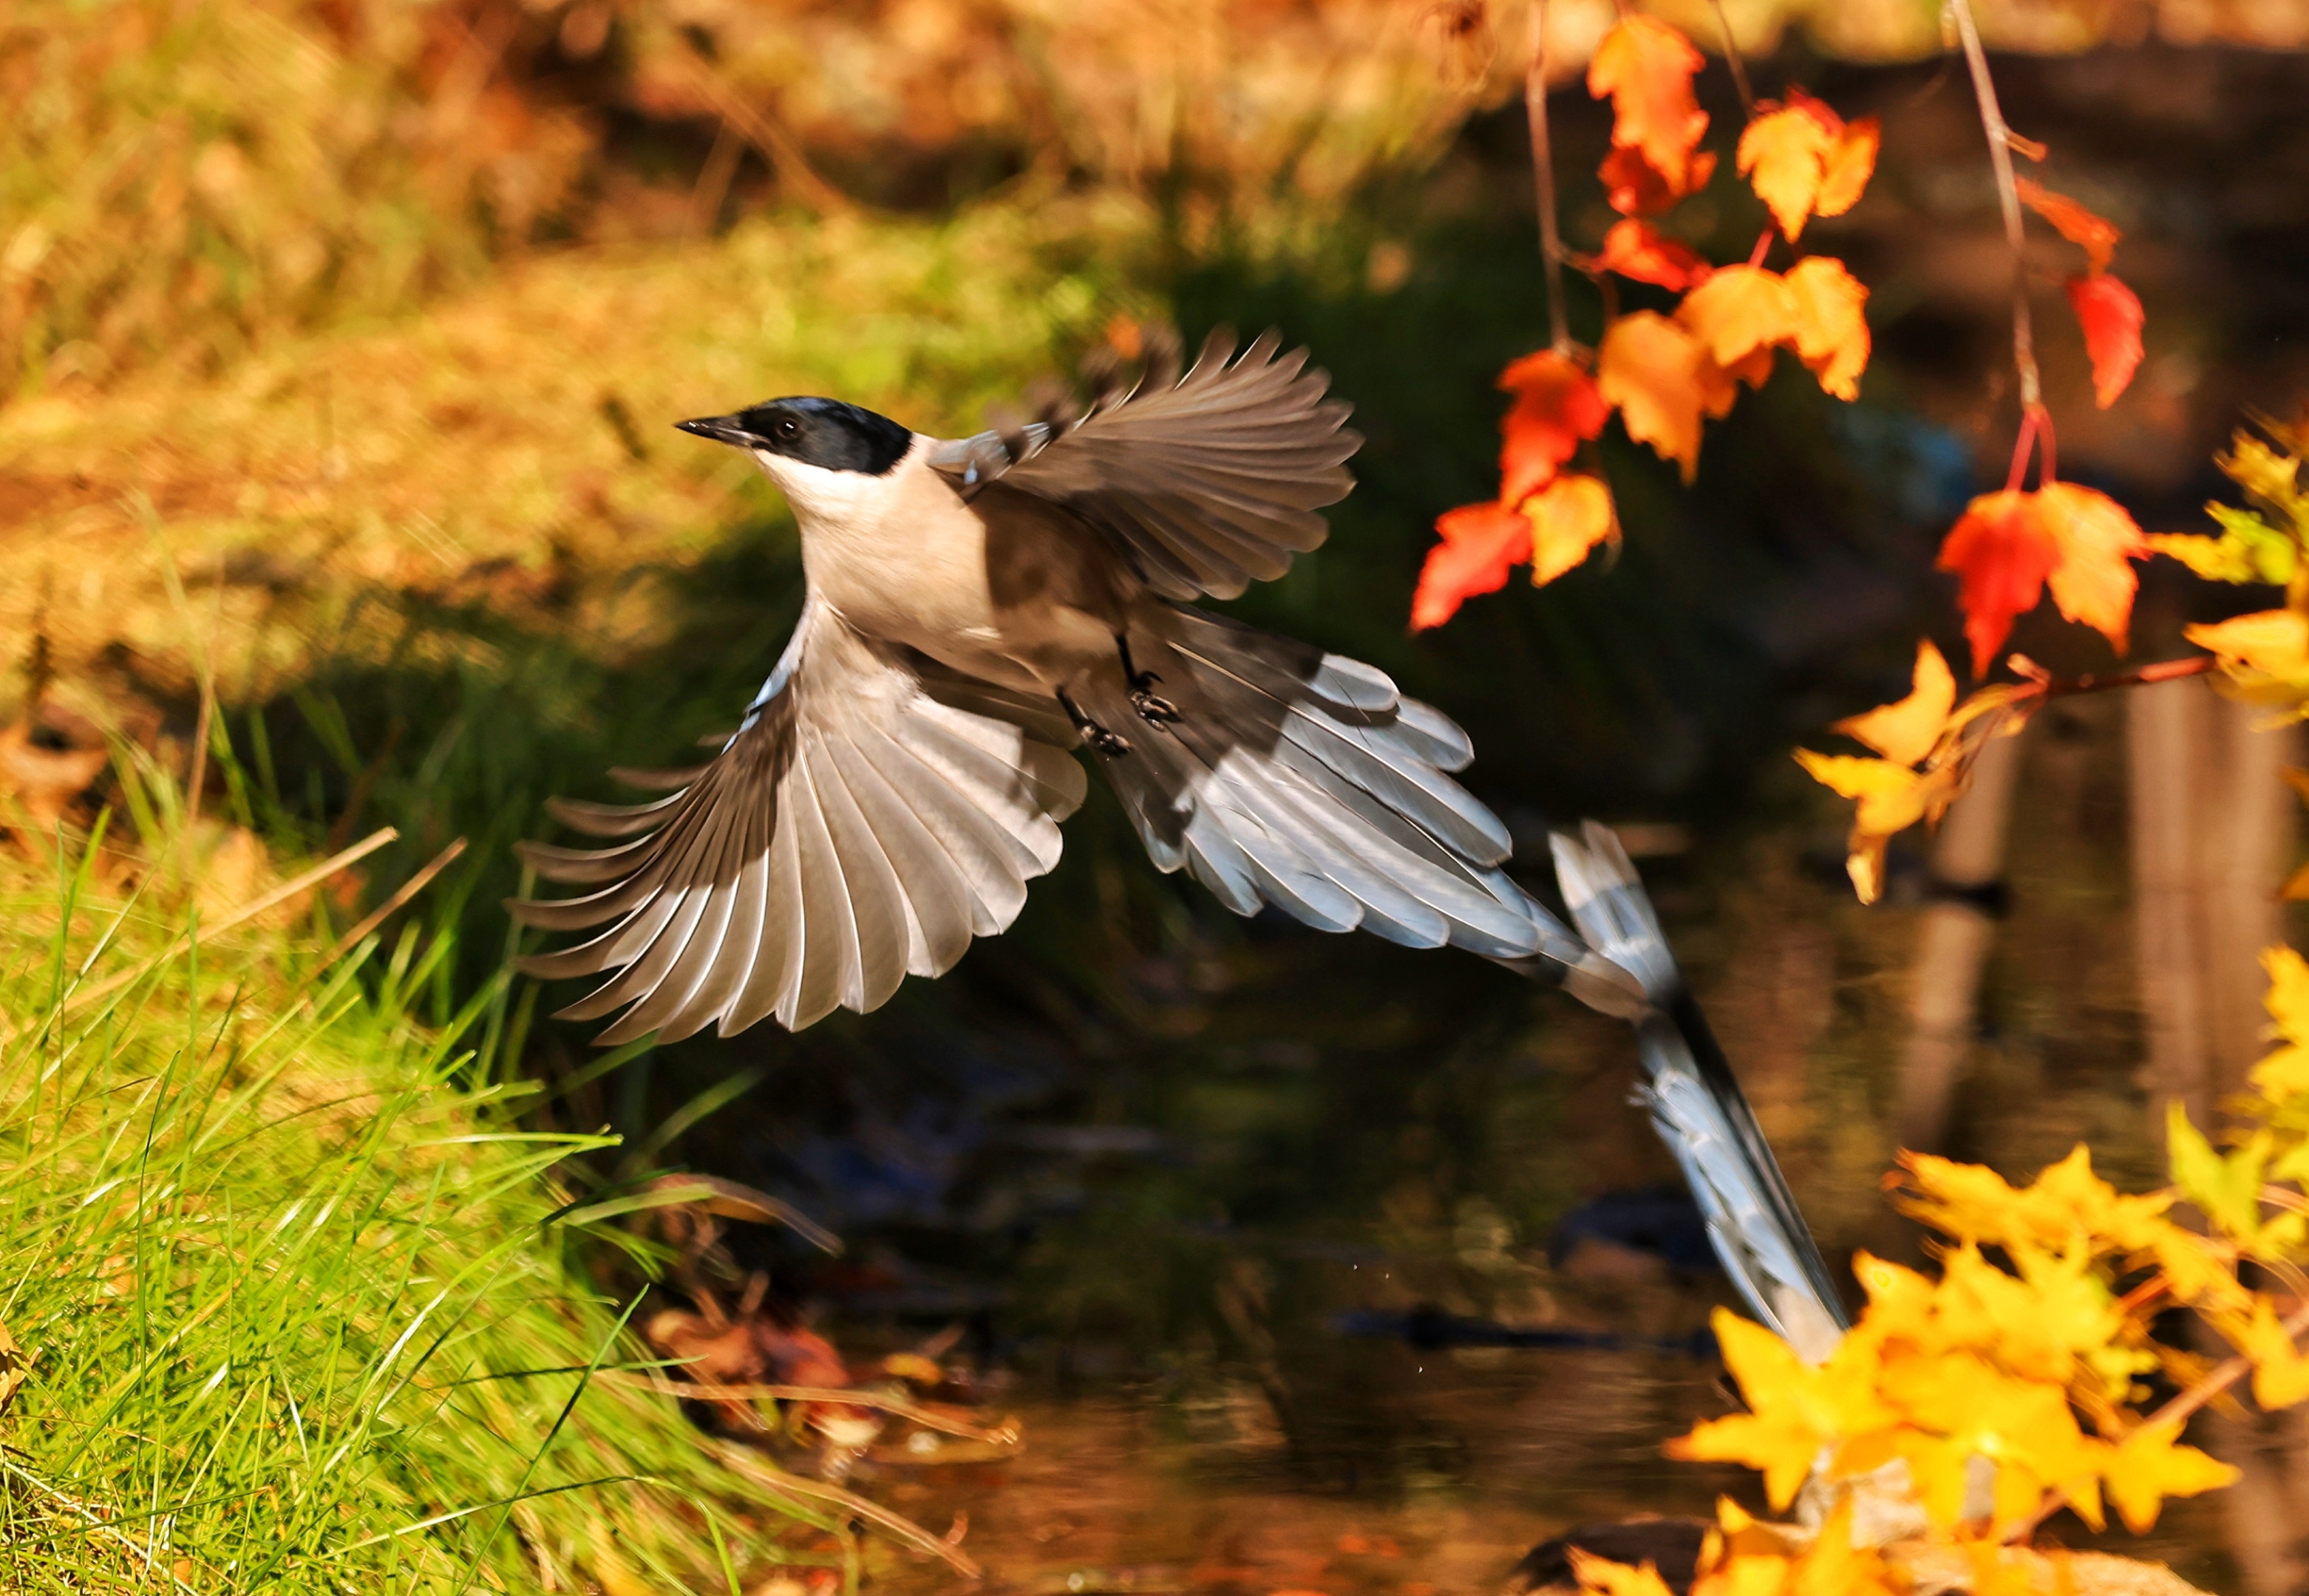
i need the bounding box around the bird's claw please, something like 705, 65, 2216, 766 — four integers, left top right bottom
1084, 723, 1132, 757
1130, 689, 1180, 729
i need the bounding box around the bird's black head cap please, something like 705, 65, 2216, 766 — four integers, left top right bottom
676, 397, 912, 475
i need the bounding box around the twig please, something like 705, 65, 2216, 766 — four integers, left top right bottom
1704, 0, 1756, 116
1948, 0, 2043, 428
702, 1439, 982, 1578
1524, 0, 1571, 353
2030, 653, 2216, 700
670, 46, 851, 216
602, 1371, 1020, 1446
319, 837, 466, 965
2008, 1299, 2309, 1541
61, 827, 398, 1012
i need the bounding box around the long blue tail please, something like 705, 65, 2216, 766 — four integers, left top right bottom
1544, 822, 1849, 1361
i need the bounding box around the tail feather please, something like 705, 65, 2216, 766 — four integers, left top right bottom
1548, 822, 1851, 1362
1085, 604, 1560, 961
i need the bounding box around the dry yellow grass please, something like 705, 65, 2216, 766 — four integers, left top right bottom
0, 197, 1151, 719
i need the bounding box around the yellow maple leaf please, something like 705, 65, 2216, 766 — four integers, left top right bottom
1895, 1147, 2174, 1256
1679, 265, 1798, 369
1598, 311, 1736, 482
2251, 947, 2309, 1097
1834, 640, 1956, 766
2185, 608, 2309, 715
1526, 472, 1619, 587
1793, 750, 1960, 904
1737, 108, 1834, 241
1786, 1503, 1902, 1596
2231, 1296, 2309, 1409
2104, 1419, 2240, 1533
2036, 483, 2150, 657
1783, 256, 1871, 401
1571, 1549, 1681, 1596
1815, 119, 1881, 218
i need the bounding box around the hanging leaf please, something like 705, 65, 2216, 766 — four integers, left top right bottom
1735, 89, 1878, 242
1411, 502, 1531, 631
1596, 219, 1710, 291
1676, 265, 1797, 369
1526, 472, 1618, 587
1497, 349, 1609, 504
1599, 145, 1717, 216
1587, 16, 1711, 196
1596, 310, 1736, 482
1783, 255, 1871, 400
1834, 640, 1957, 766
2017, 178, 2120, 274
2067, 272, 2145, 409
1934, 485, 2147, 675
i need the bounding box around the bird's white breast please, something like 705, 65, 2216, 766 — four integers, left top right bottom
754, 438, 1001, 658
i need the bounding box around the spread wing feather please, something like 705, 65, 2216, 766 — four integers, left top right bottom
509, 604, 1087, 1042
927, 327, 1360, 601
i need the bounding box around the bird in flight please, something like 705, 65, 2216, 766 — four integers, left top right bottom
511, 327, 1625, 1044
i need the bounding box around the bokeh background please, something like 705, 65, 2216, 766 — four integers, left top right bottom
10, 1, 2309, 1590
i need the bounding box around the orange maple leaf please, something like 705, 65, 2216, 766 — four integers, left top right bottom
1677, 265, 1797, 370
1599, 144, 1718, 217
1735, 91, 1878, 242
1597, 311, 1737, 483
1588, 17, 1710, 197
1935, 485, 2149, 675
2068, 272, 2144, 409
1528, 473, 1618, 586
1412, 502, 1528, 631
1784, 256, 1871, 400
1497, 350, 1609, 505
1596, 219, 1711, 292
2017, 178, 2120, 275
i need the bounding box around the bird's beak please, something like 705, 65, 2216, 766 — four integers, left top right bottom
676, 414, 763, 449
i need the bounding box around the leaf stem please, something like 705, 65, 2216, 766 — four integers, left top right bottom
2009, 1297, 2309, 1542
2034, 653, 2214, 700
1704, 0, 1757, 117
1525, 0, 1571, 353
1949, 0, 2041, 412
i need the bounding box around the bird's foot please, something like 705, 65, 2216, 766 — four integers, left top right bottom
1126, 668, 1180, 730
1059, 691, 1132, 757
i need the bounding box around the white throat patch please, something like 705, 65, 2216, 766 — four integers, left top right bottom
751, 436, 930, 533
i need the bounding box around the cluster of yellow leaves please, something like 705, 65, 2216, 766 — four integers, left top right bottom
2157, 432, 2309, 723
1571, 1502, 1902, 1596
1659, 961, 2309, 1562
1412, 16, 1876, 627
1793, 639, 2031, 901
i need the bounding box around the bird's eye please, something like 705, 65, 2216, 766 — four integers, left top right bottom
775, 418, 801, 440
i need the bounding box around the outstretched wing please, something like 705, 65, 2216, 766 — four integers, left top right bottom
509, 604, 1087, 1043
926, 327, 1360, 601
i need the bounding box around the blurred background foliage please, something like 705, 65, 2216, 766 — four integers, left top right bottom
9, 0, 2309, 1586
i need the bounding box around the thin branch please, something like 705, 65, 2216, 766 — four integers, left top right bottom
600, 1371, 1021, 1447
1704, 0, 1756, 116
2010, 1299, 2309, 1542
2031, 653, 2216, 701
1948, 0, 2041, 412
1524, 0, 1571, 353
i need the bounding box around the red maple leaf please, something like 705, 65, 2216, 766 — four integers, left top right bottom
2068, 272, 2144, 409
1497, 349, 1609, 505
1412, 502, 1531, 631
1596, 219, 1711, 292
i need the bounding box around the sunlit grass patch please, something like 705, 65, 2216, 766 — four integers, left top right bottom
0, 817, 857, 1593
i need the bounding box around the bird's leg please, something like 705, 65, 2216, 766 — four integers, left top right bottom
1116, 635, 1180, 729
1058, 689, 1131, 757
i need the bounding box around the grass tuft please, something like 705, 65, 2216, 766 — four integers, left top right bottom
0, 808, 849, 1594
